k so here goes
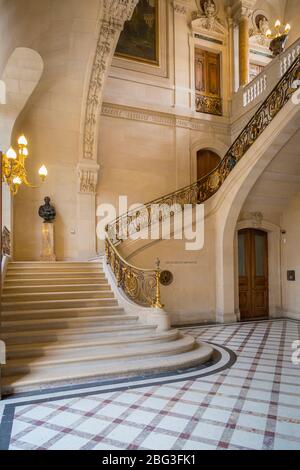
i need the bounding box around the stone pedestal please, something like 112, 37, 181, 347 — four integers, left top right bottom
41, 223, 56, 261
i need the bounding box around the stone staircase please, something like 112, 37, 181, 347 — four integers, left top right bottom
0, 261, 213, 395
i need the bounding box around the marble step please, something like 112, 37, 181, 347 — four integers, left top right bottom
1, 314, 139, 333
2, 323, 158, 346
2, 342, 213, 394
1, 305, 125, 321
4, 277, 106, 286
1, 296, 118, 312
2, 289, 115, 302
6, 330, 180, 360
5, 271, 104, 279
2, 283, 110, 294
2, 335, 196, 376
6, 268, 102, 276
8, 262, 102, 268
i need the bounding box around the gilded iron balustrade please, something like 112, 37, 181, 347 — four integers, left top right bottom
105, 237, 161, 308
105, 54, 300, 307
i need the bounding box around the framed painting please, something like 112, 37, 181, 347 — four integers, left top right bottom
115, 0, 159, 66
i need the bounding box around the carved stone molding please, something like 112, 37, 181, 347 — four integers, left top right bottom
172, 1, 188, 15
77, 162, 100, 194
101, 102, 229, 134
231, 0, 256, 24
81, 0, 138, 162
192, 0, 227, 37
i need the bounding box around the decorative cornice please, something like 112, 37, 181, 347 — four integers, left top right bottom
82, 0, 139, 161
101, 103, 230, 133
231, 0, 255, 24
172, 1, 187, 15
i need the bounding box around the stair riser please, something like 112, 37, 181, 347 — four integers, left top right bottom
9, 263, 102, 268
7, 334, 178, 360
4, 278, 106, 286
3, 284, 110, 294
2, 317, 138, 333
3, 343, 194, 376
2, 291, 114, 302
6, 272, 104, 279
2, 309, 125, 322
2, 327, 157, 346
2, 298, 118, 311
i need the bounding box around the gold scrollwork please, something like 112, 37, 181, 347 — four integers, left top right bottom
105, 57, 300, 309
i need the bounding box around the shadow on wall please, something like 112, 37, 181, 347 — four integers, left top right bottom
0, 47, 44, 255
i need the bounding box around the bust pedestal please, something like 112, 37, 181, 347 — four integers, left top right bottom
41, 223, 56, 261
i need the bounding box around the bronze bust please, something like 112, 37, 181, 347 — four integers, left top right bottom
38, 197, 56, 223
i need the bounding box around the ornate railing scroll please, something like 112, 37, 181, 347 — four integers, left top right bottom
105, 237, 163, 308
2, 226, 11, 257
105, 54, 300, 308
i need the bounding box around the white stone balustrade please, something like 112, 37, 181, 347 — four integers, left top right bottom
232, 37, 300, 124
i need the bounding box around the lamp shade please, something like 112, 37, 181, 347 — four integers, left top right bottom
6, 147, 17, 159
18, 135, 28, 146
39, 165, 48, 179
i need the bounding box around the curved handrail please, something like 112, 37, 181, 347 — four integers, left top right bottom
105, 54, 300, 308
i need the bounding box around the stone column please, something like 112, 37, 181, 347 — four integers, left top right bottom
238, 10, 250, 86
231, 0, 256, 88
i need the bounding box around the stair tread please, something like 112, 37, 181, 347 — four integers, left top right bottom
2, 296, 117, 307
1, 314, 138, 327
1, 323, 157, 340
3, 284, 110, 290
7, 330, 179, 353
2, 305, 124, 316
2, 290, 114, 299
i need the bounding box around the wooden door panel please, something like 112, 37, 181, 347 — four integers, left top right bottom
195, 48, 222, 116
207, 53, 220, 96
195, 52, 206, 93
197, 150, 221, 180
238, 229, 269, 320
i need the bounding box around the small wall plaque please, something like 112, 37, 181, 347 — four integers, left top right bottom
160, 270, 174, 286
287, 270, 296, 281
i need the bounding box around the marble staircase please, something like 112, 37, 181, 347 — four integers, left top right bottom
0, 261, 213, 395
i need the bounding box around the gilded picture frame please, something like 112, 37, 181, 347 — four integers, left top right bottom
115, 0, 159, 66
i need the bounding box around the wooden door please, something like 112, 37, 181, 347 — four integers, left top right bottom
238, 229, 269, 320
195, 49, 222, 115
197, 149, 221, 180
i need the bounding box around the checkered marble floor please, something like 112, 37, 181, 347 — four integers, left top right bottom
1, 320, 300, 450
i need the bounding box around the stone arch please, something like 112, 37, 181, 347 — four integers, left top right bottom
0, 47, 44, 253
0, 80, 6, 104
210, 99, 300, 322
0, 47, 44, 151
